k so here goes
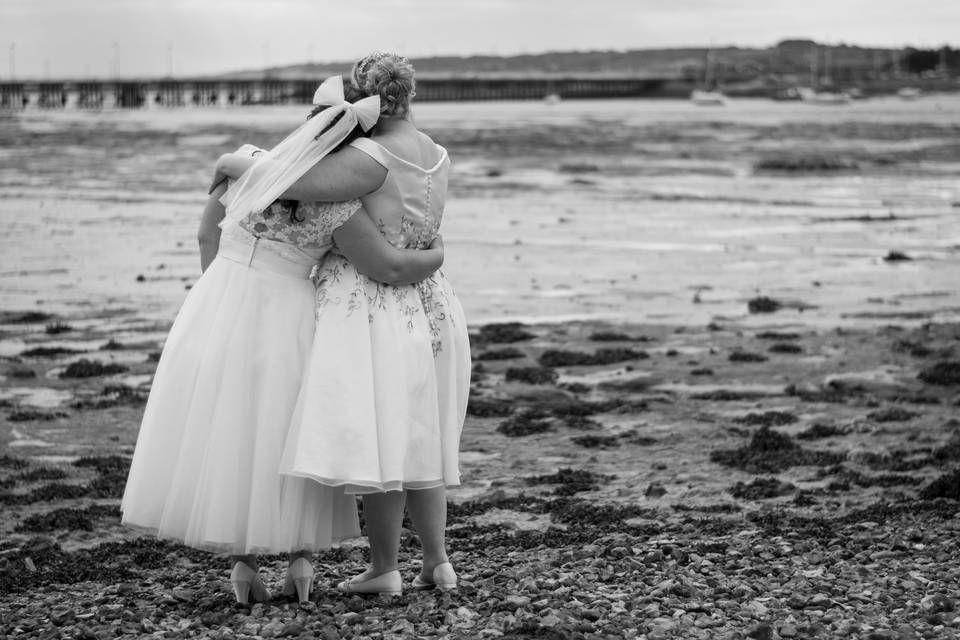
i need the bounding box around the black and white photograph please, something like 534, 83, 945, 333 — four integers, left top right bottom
1, 1, 960, 638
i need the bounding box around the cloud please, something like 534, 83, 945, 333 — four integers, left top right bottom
1, 0, 958, 77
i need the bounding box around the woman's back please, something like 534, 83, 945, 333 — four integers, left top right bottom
349, 128, 449, 250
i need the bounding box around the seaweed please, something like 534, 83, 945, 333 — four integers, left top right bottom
72, 384, 149, 409
476, 347, 526, 361
589, 331, 649, 342
754, 154, 858, 172
691, 390, 767, 401
866, 407, 920, 422
73, 455, 130, 475
20, 346, 84, 358
44, 321, 73, 335
883, 250, 913, 262
597, 376, 655, 393
920, 468, 960, 500
893, 339, 933, 358
14, 467, 68, 482
497, 409, 554, 437
548, 399, 620, 418
733, 411, 798, 427
571, 434, 620, 449
548, 500, 645, 529
710, 426, 844, 474
918, 361, 960, 386
539, 348, 648, 367
86, 473, 127, 499
60, 359, 129, 378
820, 465, 922, 488
563, 415, 603, 430
756, 331, 801, 340
796, 423, 847, 440
769, 342, 803, 354
747, 296, 782, 314
0, 482, 90, 505
2, 311, 56, 324
505, 366, 558, 385
526, 468, 613, 495
0, 455, 30, 470
15, 504, 120, 533
467, 396, 515, 418
477, 322, 536, 344
729, 477, 795, 500
729, 350, 769, 363
7, 408, 68, 422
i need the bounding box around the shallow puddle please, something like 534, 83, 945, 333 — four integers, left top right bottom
9, 427, 54, 448
653, 382, 785, 396
0, 387, 74, 407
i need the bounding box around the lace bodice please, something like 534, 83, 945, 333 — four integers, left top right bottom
221, 144, 361, 254
237, 198, 361, 251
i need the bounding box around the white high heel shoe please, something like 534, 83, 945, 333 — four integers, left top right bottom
282, 557, 315, 603
230, 561, 271, 604
411, 562, 457, 592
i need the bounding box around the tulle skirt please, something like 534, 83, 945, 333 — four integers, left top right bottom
279, 256, 471, 494
121, 229, 360, 554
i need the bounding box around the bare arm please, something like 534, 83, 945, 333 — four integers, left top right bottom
333, 211, 443, 285
198, 180, 228, 272
216, 147, 387, 202
215, 152, 256, 182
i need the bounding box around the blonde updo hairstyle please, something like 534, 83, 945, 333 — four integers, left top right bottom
351, 52, 416, 119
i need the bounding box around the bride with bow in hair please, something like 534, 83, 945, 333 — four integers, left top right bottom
121, 76, 444, 604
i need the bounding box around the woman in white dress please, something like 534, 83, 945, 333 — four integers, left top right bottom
217, 52, 471, 595
121, 79, 444, 604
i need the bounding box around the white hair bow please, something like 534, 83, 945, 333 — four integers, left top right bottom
312, 75, 381, 132
219, 75, 381, 227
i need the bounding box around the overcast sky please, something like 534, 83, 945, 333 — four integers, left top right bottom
2, 0, 958, 79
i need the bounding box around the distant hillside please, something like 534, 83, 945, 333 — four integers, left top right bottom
215, 40, 958, 82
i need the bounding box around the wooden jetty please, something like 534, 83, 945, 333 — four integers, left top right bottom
0, 74, 682, 110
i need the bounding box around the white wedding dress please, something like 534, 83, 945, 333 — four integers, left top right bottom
279, 136, 472, 494
121, 193, 362, 554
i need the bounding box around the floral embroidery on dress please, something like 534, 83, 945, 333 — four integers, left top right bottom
416, 273, 453, 356
308, 143, 454, 355
312, 255, 455, 356
238, 199, 361, 250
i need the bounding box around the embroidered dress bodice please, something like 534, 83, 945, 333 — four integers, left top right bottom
348, 137, 450, 249
234, 198, 362, 258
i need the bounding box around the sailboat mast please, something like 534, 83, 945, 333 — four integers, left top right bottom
810, 44, 819, 90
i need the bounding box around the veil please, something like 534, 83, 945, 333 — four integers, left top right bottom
219, 76, 380, 229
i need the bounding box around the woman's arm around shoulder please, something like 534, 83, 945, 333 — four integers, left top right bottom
215, 146, 387, 202
282, 147, 387, 202
333, 210, 442, 285
198, 180, 228, 272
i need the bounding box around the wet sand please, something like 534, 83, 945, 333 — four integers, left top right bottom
1, 97, 960, 637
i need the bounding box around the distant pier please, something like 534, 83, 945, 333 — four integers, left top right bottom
0, 75, 678, 110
